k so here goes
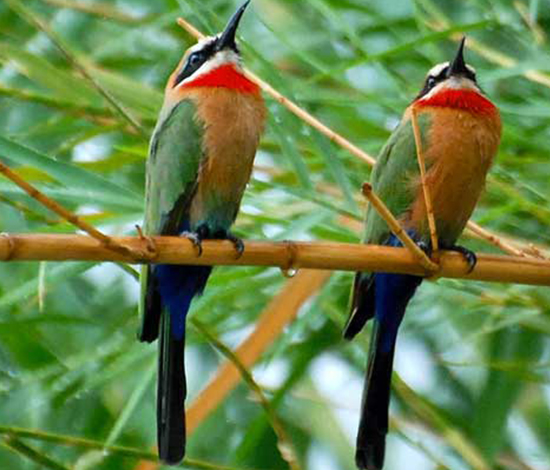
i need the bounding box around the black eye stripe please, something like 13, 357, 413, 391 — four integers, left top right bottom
172, 39, 218, 88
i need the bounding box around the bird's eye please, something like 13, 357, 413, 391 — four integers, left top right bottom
188, 52, 202, 67
427, 76, 436, 89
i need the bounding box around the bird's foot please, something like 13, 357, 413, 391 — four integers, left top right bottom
447, 244, 477, 273
218, 230, 244, 259
416, 240, 432, 257
182, 231, 204, 256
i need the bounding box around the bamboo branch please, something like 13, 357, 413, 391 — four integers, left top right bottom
411, 107, 440, 258
361, 183, 438, 272
175, 15, 532, 259
0, 234, 549, 286
466, 221, 526, 258
0, 160, 151, 260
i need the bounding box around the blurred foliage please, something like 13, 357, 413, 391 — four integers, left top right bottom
0, 0, 549, 469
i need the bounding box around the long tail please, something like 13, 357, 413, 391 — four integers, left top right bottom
157, 310, 186, 464
355, 318, 395, 470
145, 263, 212, 465
354, 271, 422, 470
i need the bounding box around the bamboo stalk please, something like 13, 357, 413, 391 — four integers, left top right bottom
361, 183, 438, 272
175, 15, 531, 259
0, 160, 151, 260
410, 107, 440, 258
0, 234, 549, 286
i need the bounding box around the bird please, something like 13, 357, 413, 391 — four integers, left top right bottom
138, 1, 266, 464
344, 38, 501, 470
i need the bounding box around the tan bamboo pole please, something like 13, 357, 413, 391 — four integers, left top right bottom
0, 161, 149, 260
0, 234, 549, 286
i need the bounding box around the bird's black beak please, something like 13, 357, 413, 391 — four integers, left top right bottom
448, 37, 469, 77
216, 0, 250, 52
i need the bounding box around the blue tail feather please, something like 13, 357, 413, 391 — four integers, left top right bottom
155, 263, 212, 339
354, 233, 423, 470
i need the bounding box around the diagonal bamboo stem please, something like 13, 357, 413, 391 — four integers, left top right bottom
0, 234, 548, 286
0, 160, 151, 260
410, 107, 440, 258
361, 183, 438, 272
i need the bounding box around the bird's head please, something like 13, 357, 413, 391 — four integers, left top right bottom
167, 1, 258, 94
414, 37, 496, 114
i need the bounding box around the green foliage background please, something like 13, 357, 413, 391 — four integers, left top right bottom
0, 0, 549, 469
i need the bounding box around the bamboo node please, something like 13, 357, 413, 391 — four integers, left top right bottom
282, 240, 299, 277
135, 225, 159, 261
0, 233, 16, 261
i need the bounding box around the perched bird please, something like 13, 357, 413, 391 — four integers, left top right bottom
138, 1, 265, 464
344, 38, 501, 470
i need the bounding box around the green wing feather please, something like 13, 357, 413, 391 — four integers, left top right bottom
345, 112, 432, 339
144, 100, 204, 236
363, 112, 432, 245
138, 99, 204, 340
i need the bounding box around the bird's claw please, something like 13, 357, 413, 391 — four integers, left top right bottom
182, 231, 203, 256
225, 233, 245, 259
448, 245, 477, 273
416, 240, 432, 257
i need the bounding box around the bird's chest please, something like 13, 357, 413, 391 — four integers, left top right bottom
408, 108, 500, 243
188, 89, 265, 231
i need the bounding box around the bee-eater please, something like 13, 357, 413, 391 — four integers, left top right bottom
138, 1, 265, 464
344, 38, 501, 470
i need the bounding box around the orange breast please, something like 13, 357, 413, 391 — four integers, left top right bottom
407, 105, 501, 244
186, 87, 266, 229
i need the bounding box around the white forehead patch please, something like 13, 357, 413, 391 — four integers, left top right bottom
428, 62, 449, 77
427, 60, 476, 78
188, 36, 216, 55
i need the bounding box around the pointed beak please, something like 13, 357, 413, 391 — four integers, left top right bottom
216, 0, 251, 51
448, 37, 469, 77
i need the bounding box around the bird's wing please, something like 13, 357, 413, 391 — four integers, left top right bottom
345, 112, 432, 339
364, 111, 432, 245
138, 99, 204, 343
144, 99, 204, 236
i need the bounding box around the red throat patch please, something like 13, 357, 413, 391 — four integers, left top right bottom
416, 88, 497, 114
181, 64, 260, 94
